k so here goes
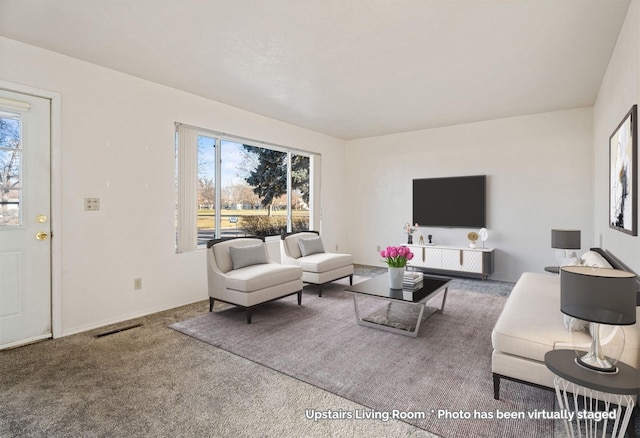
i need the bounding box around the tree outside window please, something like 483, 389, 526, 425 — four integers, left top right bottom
188, 130, 313, 248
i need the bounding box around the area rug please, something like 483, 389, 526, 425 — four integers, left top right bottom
170, 279, 555, 438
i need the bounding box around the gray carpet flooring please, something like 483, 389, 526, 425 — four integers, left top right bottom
170, 276, 554, 438
0, 268, 441, 438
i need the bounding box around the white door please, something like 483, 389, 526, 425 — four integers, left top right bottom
0, 90, 51, 349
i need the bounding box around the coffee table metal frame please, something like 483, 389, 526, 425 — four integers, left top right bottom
344, 273, 451, 337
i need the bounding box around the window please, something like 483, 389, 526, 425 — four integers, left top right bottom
176, 124, 317, 252
0, 110, 22, 226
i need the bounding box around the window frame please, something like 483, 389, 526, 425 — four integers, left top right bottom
175, 123, 319, 252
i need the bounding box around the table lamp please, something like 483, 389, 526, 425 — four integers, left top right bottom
551, 229, 581, 261
561, 266, 636, 373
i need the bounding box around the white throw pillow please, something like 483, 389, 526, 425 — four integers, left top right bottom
560, 256, 580, 267
298, 237, 325, 257
580, 251, 613, 269
229, 244, 268, 270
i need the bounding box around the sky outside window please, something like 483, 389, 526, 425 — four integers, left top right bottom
197, 138, 248, 184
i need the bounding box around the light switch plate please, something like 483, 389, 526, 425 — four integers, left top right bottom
84, 198, 100, 211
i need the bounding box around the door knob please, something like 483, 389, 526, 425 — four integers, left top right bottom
36, 232, 49, 240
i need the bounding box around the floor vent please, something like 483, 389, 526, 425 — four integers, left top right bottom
94, 323, 143, 338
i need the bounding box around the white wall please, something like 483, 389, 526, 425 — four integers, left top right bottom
593, 0, 640, 274
345, 108, 594, 282
0, 37, 347, 335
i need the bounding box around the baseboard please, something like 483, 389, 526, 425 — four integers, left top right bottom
59, 297, 207, 337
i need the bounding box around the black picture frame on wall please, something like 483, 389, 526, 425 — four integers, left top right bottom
609, 104, 638, 236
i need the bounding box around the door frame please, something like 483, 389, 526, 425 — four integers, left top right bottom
0, 80, 62, 339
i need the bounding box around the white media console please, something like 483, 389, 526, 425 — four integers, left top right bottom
406, 244, 495, 279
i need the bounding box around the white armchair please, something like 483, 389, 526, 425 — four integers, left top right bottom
207, 237, 303, 323
280, 231, 354, 297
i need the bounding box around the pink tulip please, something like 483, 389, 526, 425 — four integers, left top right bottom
378, 245, 415, 267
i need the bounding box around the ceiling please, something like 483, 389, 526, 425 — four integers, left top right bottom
0, 0, 632, 140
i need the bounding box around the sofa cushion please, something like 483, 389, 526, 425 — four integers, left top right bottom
229, 244, 268, 270
491, 272, 576, 362
299, 237, 325, 257
226, 263, 302, 292
299, 252, 353, 273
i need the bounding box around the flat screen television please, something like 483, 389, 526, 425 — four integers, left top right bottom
412, 175, 486, 228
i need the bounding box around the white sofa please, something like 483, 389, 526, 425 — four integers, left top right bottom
206, 237, 303, 323
280, 231, 354, 297
491, 249, 640, 399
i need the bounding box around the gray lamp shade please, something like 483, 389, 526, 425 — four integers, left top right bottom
561, 266, 636, 325
551, 229, 581, 249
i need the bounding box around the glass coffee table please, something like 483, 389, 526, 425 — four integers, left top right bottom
344, 272, 452, 337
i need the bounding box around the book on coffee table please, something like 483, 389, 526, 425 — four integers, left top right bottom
403, 271, 424, 291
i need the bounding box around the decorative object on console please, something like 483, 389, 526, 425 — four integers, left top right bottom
467, 231, 479, 248
418, 234, 425, 245
478, 228, 488, 248
380, 246, 414, 289
404, 222, 418, 244
560, 265, 636, 373
551, 229, 581, 263
428, 234, 433, 244
609, 104, 637, 236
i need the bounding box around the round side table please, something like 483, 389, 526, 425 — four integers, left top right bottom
545, 349, 638, 438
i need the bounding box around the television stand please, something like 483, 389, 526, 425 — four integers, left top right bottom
406, 244, 494, 279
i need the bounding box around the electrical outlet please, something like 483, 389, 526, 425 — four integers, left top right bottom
133, 278, 142, 290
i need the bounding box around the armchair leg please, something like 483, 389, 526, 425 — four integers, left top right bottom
297, 291, 302, 305
349, 274, 353, 285
318, 284, 323, 298
209, 297, 214, 312
246, 310, 252, 324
